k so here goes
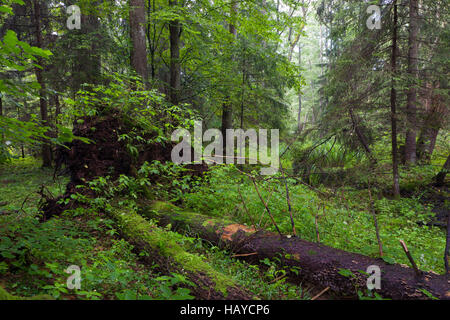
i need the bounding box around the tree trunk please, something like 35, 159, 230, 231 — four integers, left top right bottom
221, 1, 237, 149
390, 1, 400, 198
417, 123, 439, 162
349, 108, 375, 163
69, 6, 101, 93
53, 93, 61, 125
147, 0, 156, 80
168, 0, 181, 104
109, 204, 251, 299
33, 0, 52, 168
130, 0, 149, 84
297, 43, 303, 133
435, 154, 449, 187
142, 201, 450, 300
297, 4, 308, 133
404, 0, 419, 164
417, 82, 444, 162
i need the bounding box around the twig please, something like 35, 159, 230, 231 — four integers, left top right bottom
269, 274, 286, 284
368, 180, 383, 257
399, 240, 422, 277
311, 287, 330, 300
231, 252, 258, 258
257, 184, 276, 228
263, 174, 331, 198
315, 208, 320, 243
250, 176, 282, 236
19, 194, 32, 214
280, 163, 296, 236
237, 185, 256, 229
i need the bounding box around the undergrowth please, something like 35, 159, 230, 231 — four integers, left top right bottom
0, 158, 310, 300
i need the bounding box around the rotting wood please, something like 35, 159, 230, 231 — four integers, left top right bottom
109, 204, 252, 300
140, 201, 450, 300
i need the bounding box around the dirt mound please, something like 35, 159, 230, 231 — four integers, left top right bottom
42, 111, 207, 219
59, 114, 132, 192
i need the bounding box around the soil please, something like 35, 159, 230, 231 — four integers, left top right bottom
42, 112, 207, 220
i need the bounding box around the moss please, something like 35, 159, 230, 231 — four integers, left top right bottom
148, 201, 234, 229
0, 286, 16, 300
110, 205, 240, 297
202, 219, 216, 227
150, 201, 179, 213
0, 286, 52, 300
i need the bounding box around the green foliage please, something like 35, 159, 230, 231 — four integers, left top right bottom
0, 29, 51, 96
0, 159, 197, 300
291, 137, 366, 184
186, 240, 309, 300
181, 165, 447, 274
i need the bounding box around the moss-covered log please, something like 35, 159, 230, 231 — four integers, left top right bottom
141, 201, 450, 300
0, 286, 52, 300
108, 204, 252, 300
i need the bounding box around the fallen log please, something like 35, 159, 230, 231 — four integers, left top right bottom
140, 201, 450, 300
109, 204, 252, 300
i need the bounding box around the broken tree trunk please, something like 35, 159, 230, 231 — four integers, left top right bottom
140, 201, 450, 300
435, 154, 449, 187
109, 204, 251, 300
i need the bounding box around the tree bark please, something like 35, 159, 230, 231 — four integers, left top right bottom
297, 43, 303, 133
390, 1, 400, 198
142, 201, 450, 300
130, 0, 149, 84
417, 122, 439, 162
349, 108, 375, 163
435, 154, 449, 187
33, 0, 52, 168
109, 204, 251, 299
417, 82, 445, 161
404, 0, 419, 164
69, 5, 101, 93
168, 0, 181, 104
221, 1, 237, 149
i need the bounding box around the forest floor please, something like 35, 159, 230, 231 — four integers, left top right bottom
0, 155, 448, 300
0, 158, 318, 300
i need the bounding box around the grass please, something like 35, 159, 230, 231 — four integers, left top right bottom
0, 158, 309, 300
2, 155, 445, 300
181, 164, 447, 274
0, 157, 67, 210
